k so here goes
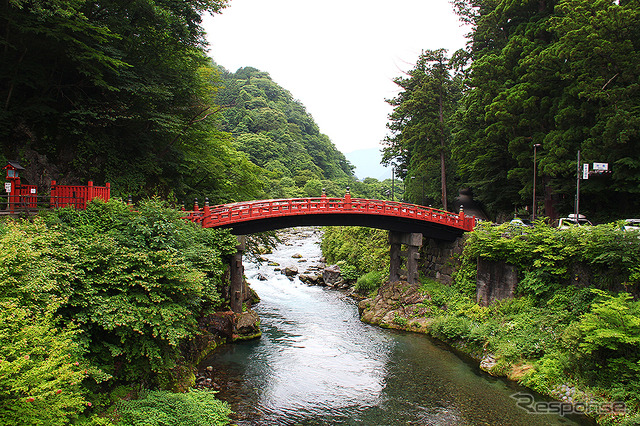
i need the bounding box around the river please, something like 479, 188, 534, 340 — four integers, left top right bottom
199, 227, 593, 425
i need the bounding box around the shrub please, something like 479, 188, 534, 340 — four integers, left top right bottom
37, 199, 237, 385
115, 390, 232, 426
0, 302, 88, 425
321, 226, 389, 276
355, 271, 383, 294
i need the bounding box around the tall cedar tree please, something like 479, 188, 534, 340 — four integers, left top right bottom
451, 0, 640, 221
383, 49, 462, 208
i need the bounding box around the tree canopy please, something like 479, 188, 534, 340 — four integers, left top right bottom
390, 0, 640, 222
214, 66, 355, 198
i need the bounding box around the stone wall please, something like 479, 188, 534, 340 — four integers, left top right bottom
475, 259, 518, 306
418, 235, 467, 285
418, 236, 518, 306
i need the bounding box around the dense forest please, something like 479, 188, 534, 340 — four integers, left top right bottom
384, 0, 640, 222
0, 0, 396, 205
2, 1, 638, 220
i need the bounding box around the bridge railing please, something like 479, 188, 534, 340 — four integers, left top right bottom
184, 196, 475, 232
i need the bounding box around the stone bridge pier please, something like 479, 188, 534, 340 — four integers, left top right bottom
229, 235, 247, 313
389, 231, 423, 284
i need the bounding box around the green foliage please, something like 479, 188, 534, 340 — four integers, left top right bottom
0, 0, 269, 204
383, 49, 463, 209
355, 271, 384, 294
418, 220, 640, 422
115, 390, 231, 426
573, 290, 640, 410
321, 227, 389, 278
460, 221, 640, 296
0, 302, 88, 425
0, 199, 237, 390
215, 66, 356, 198
450, 0, 640, 219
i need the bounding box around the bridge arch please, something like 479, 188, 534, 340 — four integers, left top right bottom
184, 193, 476, 313
184, 193, 474, 241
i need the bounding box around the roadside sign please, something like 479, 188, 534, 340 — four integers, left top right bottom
4, 182, 11, 193
583, 163, 589, 180
593, 162, 608, 171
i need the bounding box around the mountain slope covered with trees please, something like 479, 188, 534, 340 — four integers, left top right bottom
214, 66, 355, 198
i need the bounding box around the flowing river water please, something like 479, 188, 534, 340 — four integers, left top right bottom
199, 227, 594, 426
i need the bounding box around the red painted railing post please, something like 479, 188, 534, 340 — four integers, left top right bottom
193, 198, 199, 212
50, 180, 57, 208
203, 198, 210, 216
344, 187, 351, 209
87, 181, 94, 208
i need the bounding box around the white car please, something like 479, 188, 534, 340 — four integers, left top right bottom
557, 214, 592, 229
623, 219, 640, 232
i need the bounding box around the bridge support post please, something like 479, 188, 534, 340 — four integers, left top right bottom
389, 231, 423, 284
229, 235, 246, 313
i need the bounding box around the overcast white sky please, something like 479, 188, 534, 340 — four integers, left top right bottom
203, 0, 469, 154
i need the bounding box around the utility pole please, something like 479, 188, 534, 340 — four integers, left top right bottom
532, 143, 541, 221
575, 150, 581, 219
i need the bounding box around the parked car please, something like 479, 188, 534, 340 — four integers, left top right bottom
622, 218, 640, 232
557, 214, 592, 229
509, 217, 533, 227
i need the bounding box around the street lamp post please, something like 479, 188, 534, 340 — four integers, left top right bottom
391, 166, 395, 201
532, 143, 541, 221
410, 176, 415, 204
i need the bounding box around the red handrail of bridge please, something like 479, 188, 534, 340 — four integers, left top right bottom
183, 194, 476, 232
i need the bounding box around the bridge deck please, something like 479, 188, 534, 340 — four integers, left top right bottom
184, 196, 475, 240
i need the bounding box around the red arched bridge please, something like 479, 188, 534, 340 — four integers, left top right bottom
184, 192, 477, 312
183, 192, 475, 241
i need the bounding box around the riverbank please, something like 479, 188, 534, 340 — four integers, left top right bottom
199, 228, 589, 425
357, 279, 632, 425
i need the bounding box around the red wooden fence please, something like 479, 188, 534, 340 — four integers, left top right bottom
3, 181, 110, 213
50, 181, 111, 209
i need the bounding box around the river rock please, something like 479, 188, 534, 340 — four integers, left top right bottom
358, 280, 431, 332
299, 274, 311, 284
283, 265, 299, 276
256, 273, 268, 281
323, 264, 343, 287
234, 310, 261, 340
299, 274, 322, 285
480, 354, 498, 373
292, 253, 303, 259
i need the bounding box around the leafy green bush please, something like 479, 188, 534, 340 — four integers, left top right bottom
336, 260, 359, 281
355, 271, 383, 294
115, 390, 232, 426
574, 290, 640, 411
460, 221, 640, 298
0, 199, 239, 391
41, 199, 238, 385
0, 302, 88, 425
321, 226, 389, 276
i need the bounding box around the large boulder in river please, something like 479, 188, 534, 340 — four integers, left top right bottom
323, 264, 344, 288
283, 265, 299, 277
358, 280, 431, 332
